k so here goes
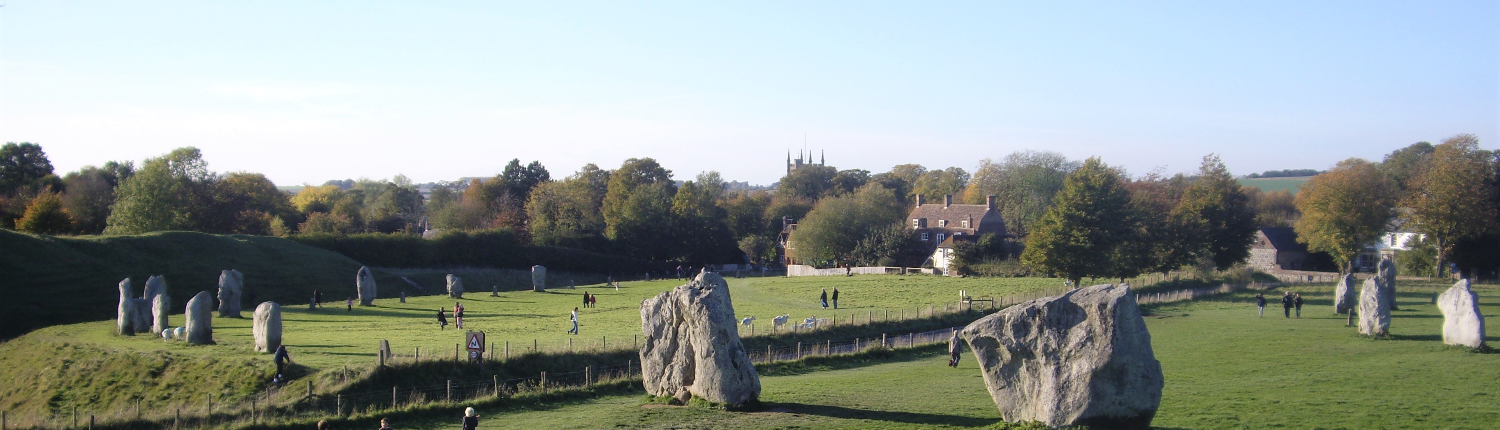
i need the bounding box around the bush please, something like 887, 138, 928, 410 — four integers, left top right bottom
15, 192, 73, 235
290, 230, 658, 274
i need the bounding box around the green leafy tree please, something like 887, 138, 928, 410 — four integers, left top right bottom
1124, 172, 1198, 276
738, 235, 777, 265
1174, 154, 1258, 271
298, 211, 355, 235
210, 172, 298, 235
792, 184, 908, 266
1404, 134, 1499, 277
602, 158, 676, 260
1244, 187, 1299, 227
0, 142, 54, 195
60, 161, 134, 234
1293, 159, 1397, 273
775, 164, 837, 201
16, 191, 74, 235
963, 151, 1079, 238
1380, 141, 1435, 195
671, 173, 736, 263
103, 147, 215, 235
829, 169, 870, 197
912, 167, 969, 201
722, 191, 772, 239
1020, 158, 1135, 286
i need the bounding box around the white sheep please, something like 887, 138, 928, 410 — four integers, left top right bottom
173, 327, 185, 339
161, 328, 172, 340
772, 314, 790, 328
741, 316, 756, 326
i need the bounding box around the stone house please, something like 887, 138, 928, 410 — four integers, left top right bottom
1247, 227, 1309, 271
907, 194, 1008, 272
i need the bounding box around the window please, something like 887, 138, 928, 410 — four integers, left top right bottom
938, 220, 948, 227
912, 219, 920, 228
962, 220, 970, 228
921, 233, 930, 241
936, 233, 945, 243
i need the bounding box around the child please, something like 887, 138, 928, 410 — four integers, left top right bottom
438, 309, 448, 330
346, 297, 353, 312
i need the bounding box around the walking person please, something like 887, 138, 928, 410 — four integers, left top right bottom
568, 307, 579, 335
820, 289, 829, 309
589, 293, 597, 308
346, 297, 352, 312
948, 329, 962, 367
1281, 292, 1293, 318
1294, 293, 1303, 318
314, 290, 322, 308
437, 308, 448, 330
273, 345, 291, 377
832, 288, 840, 309
461, 407, 481, 430
1255, 293, 1266, 317
583, 292, 591, 309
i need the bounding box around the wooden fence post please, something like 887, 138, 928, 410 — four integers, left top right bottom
534, 339, 538, 354
252, 398, 256, 424
343, 365, 348, 384
136, 398, 141, 420
825, 340, 830, 355
494, 375, 500, 398
541, 372, 548, 391
454, 344, 459, 363
882, 333, 887, 348
447, 380, 452, 403
603, 336, 607, 350
569, 338, 573, 353
308, 380, 313, 398
635, 335, 639, 350
392, 386, 398, 409
586, 366, 592, 385
767, 344, 772, 361
505, 341, 510, 361
90, 415, 94, 430
416, 347, 420, 362
796, 342, 802, 360
174, 409, 180, 430
337, 394, 342, 417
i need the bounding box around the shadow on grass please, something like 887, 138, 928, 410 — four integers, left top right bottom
762, 402, 999, 427
756, 344, 946, 377
1388, 334, 1442, 342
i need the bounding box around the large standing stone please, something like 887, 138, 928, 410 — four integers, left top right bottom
1358, 278, 1391, 337
639, 271, 760, 406
357, 266, 377, 306
1333, 273, 1358, 314
151, 294, 172, 335
217, 269, 244, 317
253, 302, 282, 353
1378, 258, 1398, 310
531, 265, 547, 292
961, 284, 1162, 430
1438, 279, 1485, 349
117, 279, 136, 336
142, 275, 168, 303
186, 291, 215, 345
446, 274, 464, 298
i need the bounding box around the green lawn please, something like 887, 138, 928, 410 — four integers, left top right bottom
368, 280, 1500, 430
0, 274, 1057, 422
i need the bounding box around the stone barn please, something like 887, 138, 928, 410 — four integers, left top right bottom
1247, 227, 1309, 271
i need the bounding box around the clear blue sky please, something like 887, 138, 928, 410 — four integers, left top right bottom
2, 1, 1496, 186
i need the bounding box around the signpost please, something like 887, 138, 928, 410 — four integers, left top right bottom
466, 331, 486, 363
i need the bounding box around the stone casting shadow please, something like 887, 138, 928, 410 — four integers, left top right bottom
761, 402, 998, 427
1388, 334, 1442, 342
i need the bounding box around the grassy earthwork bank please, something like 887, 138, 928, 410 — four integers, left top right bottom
0, 274, 1051, 427
289, 279, 1500, 430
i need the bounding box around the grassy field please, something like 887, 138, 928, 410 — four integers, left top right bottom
361, 280, 1500, 429
0, 274, 1058, 422
1238, 176, 1311, 194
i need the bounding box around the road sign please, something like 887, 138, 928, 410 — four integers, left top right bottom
466, 331, 485, 353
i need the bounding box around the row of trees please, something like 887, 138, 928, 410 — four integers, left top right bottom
1017, 156, 1258, 286
1295, 135, 1499, 277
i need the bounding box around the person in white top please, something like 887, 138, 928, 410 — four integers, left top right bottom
568, 307, 579, 335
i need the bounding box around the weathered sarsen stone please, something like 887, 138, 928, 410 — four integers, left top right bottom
532, 265, 547, 292
1378, 258, 1398, 310
143, 275, 168, 303
357, 266, 377, 306
1358, 277, 1391, 337
639, 271, 760, 406
217, 269, 244, 317
117, 278, 136, 336
446, 274, 464, 298
186, 291, 214, 345
961, 284, 1163, 430
1438, 279, 1485, 349
1334, 273, 1358, 314
253, 302, 283, 353
151, 293, 172, 335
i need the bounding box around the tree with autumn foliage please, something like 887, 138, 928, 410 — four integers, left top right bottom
1294, 158, 1396, 273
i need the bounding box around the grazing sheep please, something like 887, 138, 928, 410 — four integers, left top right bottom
772, 314, 790, 328
173, 327, 186, 339
161, 328, 172, 340
741, 316, 756, 326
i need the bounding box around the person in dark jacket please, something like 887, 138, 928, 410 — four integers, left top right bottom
437, 309, 448, 330
948, 329, 963, 367
1256, 294, 1266, 317
820, 289, 829, 309
462, 407, 480, 430
832, 288, 840, 309
1281, 292, 1293, 318
1293, 293, 1304, 318
273, 345, 291, 377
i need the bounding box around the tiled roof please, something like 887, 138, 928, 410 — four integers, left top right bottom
908, 203, 1008, 236
1259, 227, 1306, 252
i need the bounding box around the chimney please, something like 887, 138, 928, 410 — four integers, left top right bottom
986, 195, 996, 211
944, 194, 952, 208
915, 194, 925, 207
